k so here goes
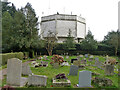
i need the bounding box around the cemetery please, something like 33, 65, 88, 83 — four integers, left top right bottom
0, 54, 119, 88
1, 1, 120, 89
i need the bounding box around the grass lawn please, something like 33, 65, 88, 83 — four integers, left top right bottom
1, 55, 119, 88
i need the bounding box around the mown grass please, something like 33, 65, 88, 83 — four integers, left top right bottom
1, 55, 119, 88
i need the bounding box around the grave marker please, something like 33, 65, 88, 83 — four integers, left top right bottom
78, 71, 92, 87
69, 65, 78, 76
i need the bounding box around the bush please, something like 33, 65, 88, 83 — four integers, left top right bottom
1, 52, 24, 65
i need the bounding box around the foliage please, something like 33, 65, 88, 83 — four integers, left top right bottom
1, 52, 24, 65
44, 31, 58, 56
102, 30, 120, 56
80, 30, 98, 51
2, 2, 42, 56
63, 29, 76, 51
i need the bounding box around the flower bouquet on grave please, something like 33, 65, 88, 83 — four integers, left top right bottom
50, 55, 64, 66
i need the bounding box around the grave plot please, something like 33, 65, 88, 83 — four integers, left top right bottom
1, 55, 119, 88
52, 73, 71, 87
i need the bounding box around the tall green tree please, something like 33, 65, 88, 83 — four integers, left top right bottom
63, 29, 76, 51
102, 30, 119, 56
80, 30, 98, 51
2, 11, 13, 52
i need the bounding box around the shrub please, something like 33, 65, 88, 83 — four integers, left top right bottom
1, 52, 24, 65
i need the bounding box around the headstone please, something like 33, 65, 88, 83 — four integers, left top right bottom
78, 71, 92, 87
7, 58, 27, 86
89, 55, 94, 59
95, 60, 103, 69
71, 59, 78, 63
118, 69, 120, 76
81, 59, 87, 65
73, 60, 80, 67
69, 65, 78, 76
66, 56, 69, 59
77, 56, 81, 60
28, 75, 47, 86
53, 63, 59, 69
95, 57, 99, 61
22, 64, 32, 75
85, 54, 88, 58
105, 65, 114, 75
80, 55, 83, 58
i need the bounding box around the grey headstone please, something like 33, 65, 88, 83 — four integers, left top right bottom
78, 71, 92, 87
80, 55, 83, 58
69, 65, 78, 76
22, 64, 32, 75
95, 57, 99, 61
71, 59, 78, 63
7, 58, 27, 86
85, 54, 88, 58
53, 63, 59, 69
81, 59, 87, 65
105, 65, 114, 75
28, 75, 47, 86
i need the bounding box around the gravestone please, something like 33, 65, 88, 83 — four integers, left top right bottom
53, 63, 59, 69
22, 64, 32, 75
77, 56, 81, 60
95, 60, 103, 69
85, 54, 88, 58
88, 55, 94, 62
78, 71, 92, 87
80, 55, 83, 58
118, 69, 120, 76
66, 56, 69, 59
69, 65, 78, 76
73, 60, 80, 67
105, 65, 114, 75
28, 75, 47, 86
7, 58, 27, 86
81, 58, 87, 65
95, 57, 99, 61
71, 59, 78, 63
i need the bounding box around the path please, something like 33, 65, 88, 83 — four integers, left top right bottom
0, 60, 34, 80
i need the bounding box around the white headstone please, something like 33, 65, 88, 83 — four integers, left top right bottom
28, 75, 47, 86
22, 64, 32, 75
7, 58, 27, 86
78, 71, 92, 87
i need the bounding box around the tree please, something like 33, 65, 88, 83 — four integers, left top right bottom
102, 30, 119, 56
63, 29, 76, 51
44, 31, 58, 56
2, 11, 13, 52
80, 30, 98, 51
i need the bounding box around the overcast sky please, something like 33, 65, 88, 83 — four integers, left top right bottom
7, 0, 119, 41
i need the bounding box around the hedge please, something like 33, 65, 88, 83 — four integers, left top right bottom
0, 52, 24, 65
56, 50, 114, 56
